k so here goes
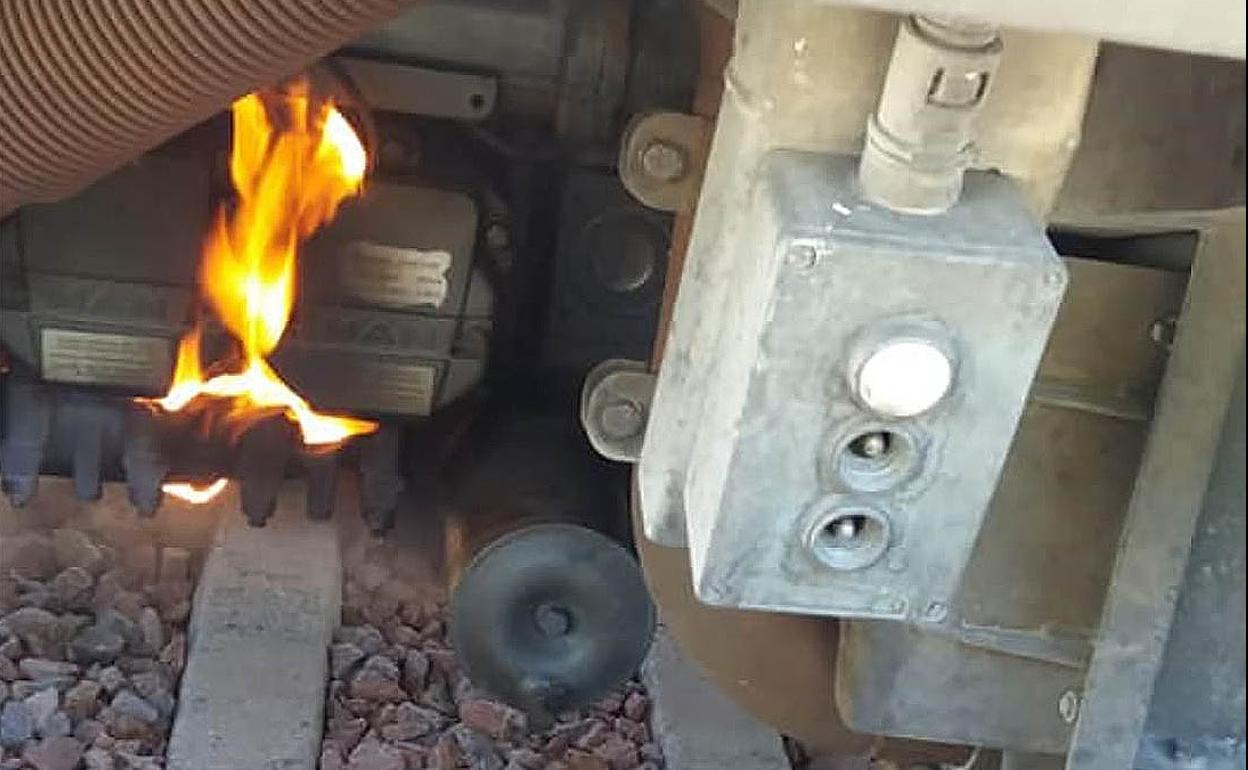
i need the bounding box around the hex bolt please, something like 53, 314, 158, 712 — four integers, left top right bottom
923, 600, 948, 623
786, 244, 818, 269
598, 400, 644, 440
640, 140, 688, 182
485, 222, 510, 251
1058, 689, 1081, 724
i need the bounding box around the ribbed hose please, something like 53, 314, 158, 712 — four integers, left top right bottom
0, 0, 413, 217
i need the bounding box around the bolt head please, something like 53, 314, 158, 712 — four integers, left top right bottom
786, 244, 818, 269
599, 401, 644, 440
1058, 690, 1081, 724
640, 141, 687, 182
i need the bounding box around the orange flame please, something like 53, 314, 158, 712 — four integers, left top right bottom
163, 478, 229, 504
144, 81, 376, 448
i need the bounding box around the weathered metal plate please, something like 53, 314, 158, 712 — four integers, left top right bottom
340, 242, 453, 310
40, 327, 171, 390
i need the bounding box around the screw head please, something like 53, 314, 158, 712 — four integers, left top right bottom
786, 244, 818, 269
599, 401, 644, 440
640, 141, 688, 182
1058, 689, 1081, 724
923, 601, 948, 623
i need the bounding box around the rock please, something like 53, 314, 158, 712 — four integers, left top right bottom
129, 671, 173, 719
157, 547, 193, 584
18, 659, 78, 682
136, 608, 163, 654
110, 592, 145, 624
54, 613, 91, 643
0, 533, 57, 580
621, 692, 648, 722
573, 721, 609, 750
0, 680, 7, 704
331, 642, 366, 680
452, 724, 504, 770
108, 691, 159, 725
0, 607, 59, 650
21, 735, 83, 770
378, 702, 442, 741
421, 675, 456, 715
63, 680, 102, 721
91, 571, 125, 610
96, 666, 125, 694
594, 695, 623, 715
321, 744, 346, 770
82, 747, 115, 770
401, 649, 429, 694
51, 530, 106, 575
430, 733, 461, 770
350, 656, 405, 703
507, 748, 545, 770
0, 700, 33, 748
427, 648, 459, 679
49, 568, 94, 611
68, 625, 126, 665
348, 737, 405, 770
336, 626, 385, 656
0, 655, 17, 681
25, 687, 60, 734
460, 698, 527, 740
613, 718, 648, 744
159, 633, 186, 677
74, 718, 105, 743
97, 707, 155, 740
40, 710, 72, 738
385, 623, 421, 647
327, 715, 367, 753
593, 736, 638, 770
0, 637, 21, 659
565, 751, 610, 770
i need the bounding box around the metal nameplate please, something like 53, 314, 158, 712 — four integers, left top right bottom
342, 241, 452, 310
40, 328, 171, 389
353, 359, 438, 416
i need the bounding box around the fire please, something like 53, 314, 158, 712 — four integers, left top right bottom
143, 80, 376, 450
163, 478, 229, 504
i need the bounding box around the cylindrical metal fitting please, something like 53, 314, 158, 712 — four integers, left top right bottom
858, 15, 1002, 214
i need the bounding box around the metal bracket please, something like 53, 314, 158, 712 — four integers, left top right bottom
580, 359, 655, 463
618, 112, 710, 213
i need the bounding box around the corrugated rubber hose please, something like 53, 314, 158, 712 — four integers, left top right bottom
0, 0, 414, 217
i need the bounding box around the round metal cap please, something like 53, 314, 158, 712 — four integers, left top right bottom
450, 523, 656, 719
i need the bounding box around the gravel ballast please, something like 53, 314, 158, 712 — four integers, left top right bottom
0, 528, 197, 770
325, 543, 665, 770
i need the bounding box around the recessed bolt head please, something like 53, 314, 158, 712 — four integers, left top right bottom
1058, 690, 1081, 724
640, 141, 687, 182
599, 401, 644, 440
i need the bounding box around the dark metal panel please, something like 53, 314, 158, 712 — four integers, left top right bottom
1066, 210, 1246, 770
1146, 361, 1246, 741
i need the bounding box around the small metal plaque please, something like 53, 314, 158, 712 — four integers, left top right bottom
41, 328, 171, 389
342, 241, 452, 310
354, 359, 438, 416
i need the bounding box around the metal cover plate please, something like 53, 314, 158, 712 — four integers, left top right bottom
40, 327, 171, 390
341, 242, 453, 310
